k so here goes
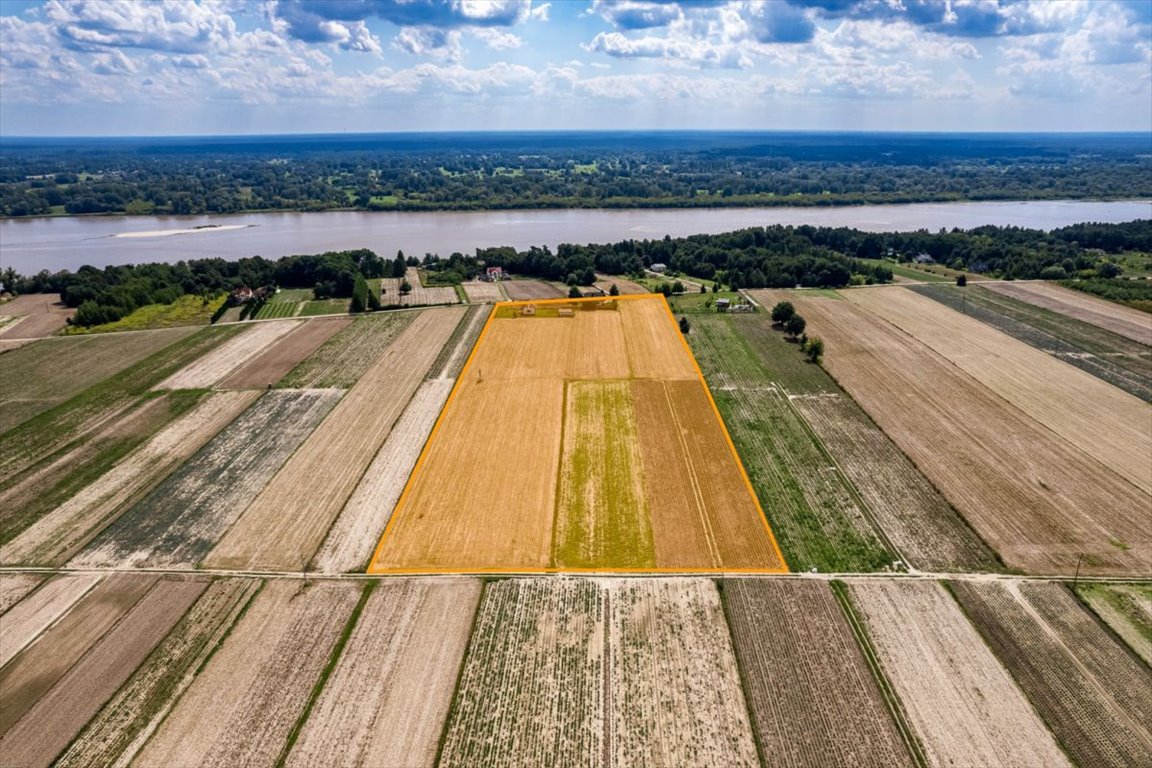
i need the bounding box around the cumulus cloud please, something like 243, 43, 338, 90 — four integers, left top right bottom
394, 27, 462, 60
45, 0, 240, 53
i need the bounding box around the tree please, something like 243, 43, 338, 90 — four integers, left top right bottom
956, 274, 967, 286
393, 251, 407, 279
804, 336, 825, 364
350, 273, 369, 313
711, 283, 719, 293
568, 284, 582, 298
609, 283, 620, 296
0, 267, 20, 294
672, 280, 685, 294
785, 313, 806, 339
699, 283, 707, 293
367, 283, 381, 310
399, 279, 412, 295
679, 316, 691, 334
771, 301, 795, 325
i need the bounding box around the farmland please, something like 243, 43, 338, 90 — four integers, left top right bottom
381, 268, 460, 307
0, 293, 74, 338
985, 280, 1152, 345
218, 316, 351, 389
461, 280, 505, 303
1075, 583, 1152, 664
502, 278, 565, 300
371, 295, 785, 572
765, 290, 1150, 576
951, 580, 1152, 767
277, 312, 414, 389
154, 320, 301, 390
722, 580, 913, 768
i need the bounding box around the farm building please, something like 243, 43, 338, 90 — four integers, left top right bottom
716, 298, 731, 312
482, 267, 506, 282
651, 263, 668, 273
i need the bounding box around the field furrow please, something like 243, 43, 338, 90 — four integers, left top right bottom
951, 580, 1152, 767
429, 303, 489, 379
0, 572, 157, 737
762, 290, 1150, 575
1075, 583, 1152, 665
845, 287, 1152, 494
56, 577, 260, 768
439, 579, 604, 767
502, 279, 565, 300
985, 281, 1152, 345
723, 579, 913, 768
218, 316, 352, 389
132, 579, 361, 768
380, 268, 460, 307
462, 280, 505, 303
609, 579, 758, 768
849, 580, 1070, 768
621, 295, 698, 380
73, 389, 342, 569
0, 573, 103, 667
155, 320, 301, 390
0, 574, 44, 615
0, 576, 207, 768
203, 308, 464, 571
313, 379, 453, 573
1, 390, 259, 566
286, 579, 481, 768
277, 312, 415, 389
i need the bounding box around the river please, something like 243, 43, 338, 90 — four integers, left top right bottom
1, 200, 1148, 274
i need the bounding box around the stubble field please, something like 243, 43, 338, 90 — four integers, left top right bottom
985, 280, 1152, 344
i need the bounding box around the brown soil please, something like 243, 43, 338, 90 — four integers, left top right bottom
502, 279, 565, 300
217, 316, 351, 389
985, 281, 1152, 345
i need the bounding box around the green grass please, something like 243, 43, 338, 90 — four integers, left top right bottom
298, 298, 350, 317
253, 301, 300, 320
63, 294, 227, 334
1073, 583, 1152, 654
687, 315, 892, 572
426, 305, 484, 380
552, 381, 656, 568
278, 312, 415, 389
666, 290, 744, 314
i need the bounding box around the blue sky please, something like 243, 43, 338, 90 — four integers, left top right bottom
1, 0, 1149, 135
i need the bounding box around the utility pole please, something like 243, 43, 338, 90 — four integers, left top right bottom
1072, 552, 1084, 592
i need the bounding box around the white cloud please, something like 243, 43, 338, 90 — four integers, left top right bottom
394, 26, 463, 60
473, 27, 523, 49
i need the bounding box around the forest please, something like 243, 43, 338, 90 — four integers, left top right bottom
5, 219, 1147, 327
1, 132, 1149, 217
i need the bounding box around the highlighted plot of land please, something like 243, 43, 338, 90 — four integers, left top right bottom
369, 294, 786, 572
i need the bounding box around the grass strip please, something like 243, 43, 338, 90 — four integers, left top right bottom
716, 579, 769, 768
830, 580, 928, 768
433, 579, 488, 767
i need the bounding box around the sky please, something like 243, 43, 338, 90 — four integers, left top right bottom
1, 0, 1150, 136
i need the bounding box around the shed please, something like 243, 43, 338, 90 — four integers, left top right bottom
715, 298, 731, 312
651, 263, 667, 273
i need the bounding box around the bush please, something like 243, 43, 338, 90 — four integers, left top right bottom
771, 301, 795, 325
785, 313, 806, 338
956, 275, 967, 286
679, 316, 691, 334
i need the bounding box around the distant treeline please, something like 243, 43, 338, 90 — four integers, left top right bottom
1, 132, 1149, 216
1060, 277, 1152, 313
4, 219, 1147, 326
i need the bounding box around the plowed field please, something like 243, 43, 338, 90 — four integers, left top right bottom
985, 281, 1152, 345
218, 316, 351, 389
154, 320, 300, 390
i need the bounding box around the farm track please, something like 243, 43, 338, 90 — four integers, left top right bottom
154, 320, 301, 390
846, 287, 1152, 495
951, 580, 1152, 767
910, 284, 1152, 402
0, 576, 207, 768
55, 577, 260, 768
72, 389, 343, 570
848, 580, 1071, 768
0, 572, 103, 667
313, 379, 454, 573
1, 391, 260, 566
762, 290, 1151, 576
217, 316, 351, 389
984, 281, 1152, 345
0, 326, 198, 433
285, 579, 481, 768
203, 308, 466, 571
132, 579, 362, 768
722, 579, 913, 768
277, 311, 415, 389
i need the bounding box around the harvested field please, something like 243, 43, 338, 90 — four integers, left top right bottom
911, 283, 1152, 402
723, 580, 912, 768
218, 317, 351, 389
845, 287, 1152, 495
0, 326, 198, 433
277, 312, 415, 389
688, 315, 892, 572
462, 280, 505, 303
56, 578, 259, 768
595, 273, 648, 295
848, 580, 1070, 768
381, 268, 460, 307
0, 325, 241, 488
986, 280, 1152, 344
502, 279, 565, 300
0, 572, 157, 737
313, 379, 454, 573
372, 296, 783, 572
133, 579, 361, 768
608, 579, 759, 767
0, 573, 43, 614
555, 381, 655, 568
764, 291, 1151, 575
789, 393, 1001, 571
0, 337, 36, 353
0, 294, 73, 339
204, 308, 465, 571
0, 576, 207, 768
73, 389, 342, 569
440, 579, 603, 767
3, 390, 259, 566
951, 580, 1152, 767
0, 391, 203, 548
154, 320, 301, 390
428, 303, 489, 379
1076, 583, 1152, 665
285, 579, 481, 768
0, 573, 102, 667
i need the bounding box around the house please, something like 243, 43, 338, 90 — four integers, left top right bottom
650, 263, 668, 273
715, 298, 731, 312
913, 252, 934, 264
483, 266, 506, 282
229, 286, 255, 305
580, 286, 606, 298
521, 304, 536, 316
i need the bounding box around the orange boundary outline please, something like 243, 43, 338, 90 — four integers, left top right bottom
367, 293, 789, 575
